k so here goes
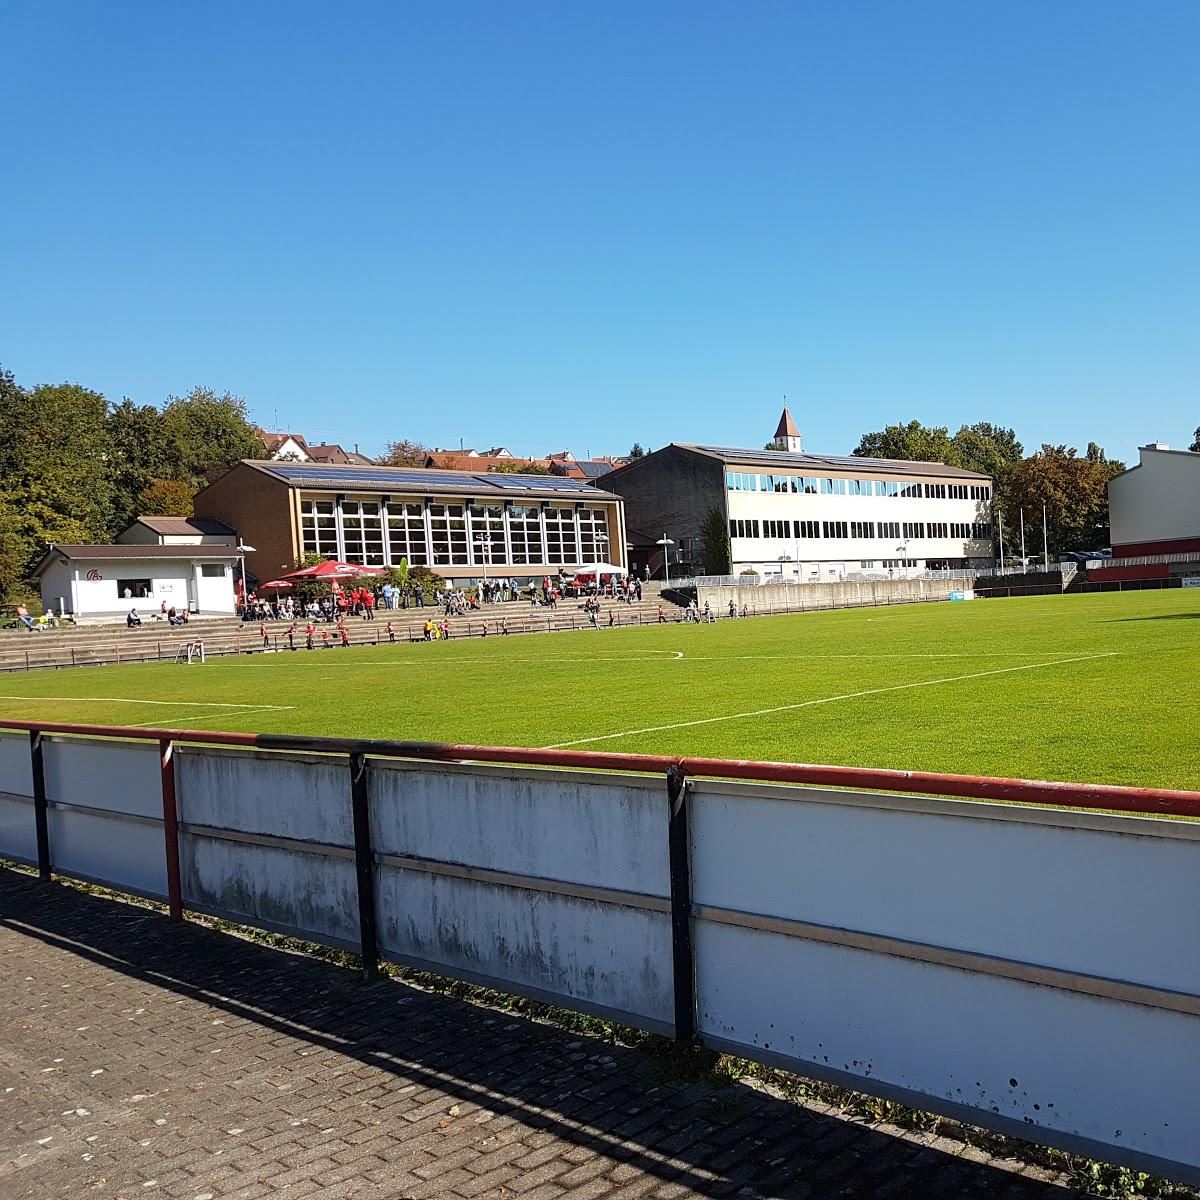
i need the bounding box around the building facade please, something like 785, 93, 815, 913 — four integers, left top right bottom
35, 545, 239, 618
602, 420, 994, 579
1108, 443, 1200, 557
193, 461, 626, 585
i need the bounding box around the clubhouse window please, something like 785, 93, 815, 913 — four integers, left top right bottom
429, 503, 469, 565
342, 500, 385, 566
970, 484, 991, 500
469, 504, 506, 566
578, 507, 608, 564
543, 507, 576, 565
508, 505, 543, 565
300, 498, 338, 558
763, 519, 790, 538
387, 502, 429, 566
928, 521, 949, 538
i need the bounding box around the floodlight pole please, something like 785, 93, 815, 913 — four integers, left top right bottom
657, 534, 675, 587
235, 541, 257, 617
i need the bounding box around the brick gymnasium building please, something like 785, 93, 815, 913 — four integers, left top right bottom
192, 460, 627, 587
600, 409, 995, 580
1097, 442, 1200, 585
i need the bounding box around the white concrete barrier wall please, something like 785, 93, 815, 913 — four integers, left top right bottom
177, 748, 359, 947
0, 732, 35, 864
43, 738, 167, 898
1, 734, 1198, 1183
689, 780, 1200, 1178
370, 762, 673, 1029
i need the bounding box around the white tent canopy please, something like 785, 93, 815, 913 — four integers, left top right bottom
571, 562, 627, 578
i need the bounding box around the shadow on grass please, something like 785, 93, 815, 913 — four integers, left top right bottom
0, 869, 1089, 1200
1112, 612, 1200, 621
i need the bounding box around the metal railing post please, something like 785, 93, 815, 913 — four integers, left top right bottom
666, 764, 696, 1044
160, 739, 183, 920
349, 751, 380, 981
29, 730, 50, 880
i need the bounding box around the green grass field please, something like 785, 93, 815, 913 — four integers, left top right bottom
1, 590, 1198, 789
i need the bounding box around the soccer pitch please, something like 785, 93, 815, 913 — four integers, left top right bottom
1, 590, 1197, 790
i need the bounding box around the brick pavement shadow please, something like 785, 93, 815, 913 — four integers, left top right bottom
1, 872, 1084, 1199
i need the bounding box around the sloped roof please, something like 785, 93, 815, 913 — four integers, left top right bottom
679, 444, 991, 480
129, 517, 235, 537
34, 543, 241, 577
308, 443, 375, 466
774, 407, 800, 438
237, 460, 619, 500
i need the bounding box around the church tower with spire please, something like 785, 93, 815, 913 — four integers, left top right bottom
773, 405, 803, 453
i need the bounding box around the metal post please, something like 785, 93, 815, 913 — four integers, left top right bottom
29, 730, 50, 881
349, 751, 379, 981
160, 739, 183, 920
666, 764, 696, 1045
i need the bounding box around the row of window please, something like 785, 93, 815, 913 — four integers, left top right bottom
726, 471, 990, 501
729, 519, 993, 541
301, 498, 611, 568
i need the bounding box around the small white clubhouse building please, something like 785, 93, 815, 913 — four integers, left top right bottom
34, 543, 240, 620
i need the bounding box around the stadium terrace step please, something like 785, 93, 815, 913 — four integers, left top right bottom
0, 598, 687, 673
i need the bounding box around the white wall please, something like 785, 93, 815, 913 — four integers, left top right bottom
1, 735, 1198, 1184
1109, 447, 1200, 549
37, 558, 236, 616
725, 488, 991, 574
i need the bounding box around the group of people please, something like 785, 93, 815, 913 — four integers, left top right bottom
127, 602, 190, 628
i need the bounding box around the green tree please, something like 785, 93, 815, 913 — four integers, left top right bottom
628, 443, 645, 459
852, 420, 956, 464
0, 379, 115, 588
137, 478, 197, 516
700, 507, 732, 574
107, 397, 170, 531
159, 387, 263, 485
489, 459, 551, 475
1191, 428, 1200, 453
379, 439, 429, 467
1001, 445, 1126, 556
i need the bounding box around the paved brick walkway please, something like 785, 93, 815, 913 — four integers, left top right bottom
0, 870, 1083, 1200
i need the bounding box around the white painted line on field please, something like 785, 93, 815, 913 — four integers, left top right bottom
544, 653, 1120, 749
0, 695, 295, 710
125, 706, 287, 729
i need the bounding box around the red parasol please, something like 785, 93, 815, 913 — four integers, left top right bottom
280, 560, 385, 581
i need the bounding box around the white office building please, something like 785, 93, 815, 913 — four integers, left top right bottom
602, 409, 995, 579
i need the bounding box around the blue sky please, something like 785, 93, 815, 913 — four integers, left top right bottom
2, 2, 1197, 463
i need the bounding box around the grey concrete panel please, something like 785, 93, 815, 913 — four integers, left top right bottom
691, 785, 1200, 995
43, 737, 161, 819
376, 863, 673, 1026
370, 762, 669, 895
178, 747, 354, 846
694, 918, 1200, 1180
182, 833, 360, 947
49, 807, 167, 898
0, 733, 33, 798
0, 794, 36, 862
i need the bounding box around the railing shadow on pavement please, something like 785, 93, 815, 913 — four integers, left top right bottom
0, 869, 1086, 1199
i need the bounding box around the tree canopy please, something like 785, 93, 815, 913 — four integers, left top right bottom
0, 365, 263, 601
379, 439, 429, 467
1000, 445, 1125, 556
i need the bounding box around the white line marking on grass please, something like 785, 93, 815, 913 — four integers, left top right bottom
543, 653, 1119, 749
125, 706, 286, 729
0, 695, 294, 710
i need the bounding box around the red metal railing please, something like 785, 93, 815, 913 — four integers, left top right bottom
2, 717, 1199, 819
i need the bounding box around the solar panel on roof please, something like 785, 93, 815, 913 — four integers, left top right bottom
260, 462, 611, 496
